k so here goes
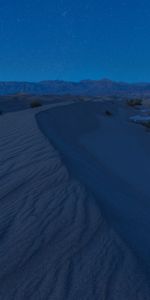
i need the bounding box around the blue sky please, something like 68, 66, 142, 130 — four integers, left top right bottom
0, 0, 150, 82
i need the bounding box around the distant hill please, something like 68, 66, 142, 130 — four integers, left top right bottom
1, 79, 150, 97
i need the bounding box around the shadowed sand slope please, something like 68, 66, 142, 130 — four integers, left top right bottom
37, 102, 150, 273
0, 107, 150, 299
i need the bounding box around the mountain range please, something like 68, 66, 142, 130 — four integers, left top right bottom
1, 79, 150, 97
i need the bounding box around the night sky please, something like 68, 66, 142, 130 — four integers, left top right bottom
0, 0, 150, 82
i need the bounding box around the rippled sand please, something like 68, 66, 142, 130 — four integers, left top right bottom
0, 107, 149, 299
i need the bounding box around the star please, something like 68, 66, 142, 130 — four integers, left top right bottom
61, 9, 70, 17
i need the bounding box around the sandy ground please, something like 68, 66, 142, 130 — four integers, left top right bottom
37, 101, 150, 278
0, 104, 150, 298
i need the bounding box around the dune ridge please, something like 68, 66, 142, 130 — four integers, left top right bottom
0, 106, 149, 299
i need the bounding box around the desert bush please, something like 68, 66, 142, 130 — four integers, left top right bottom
105, 110, 112, 116
141, 121, 150, 128
127, 98, 143, 107
30, 101, 42, 108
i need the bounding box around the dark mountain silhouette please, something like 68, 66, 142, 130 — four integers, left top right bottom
1, 79, 150, 96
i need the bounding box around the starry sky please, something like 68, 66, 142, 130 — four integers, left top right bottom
0, 0, 150, 82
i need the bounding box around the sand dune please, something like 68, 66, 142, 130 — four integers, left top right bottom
37, 102, 150, 274
0, 105, 150, 299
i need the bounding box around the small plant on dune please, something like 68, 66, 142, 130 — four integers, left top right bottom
127, 98, 143, 107
105, 110, 112, 116
142, 121, 150, 129
30, 101, 42, 108
0, 110, 3, 115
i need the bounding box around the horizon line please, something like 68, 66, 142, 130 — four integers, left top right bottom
0, 78, 150, 84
